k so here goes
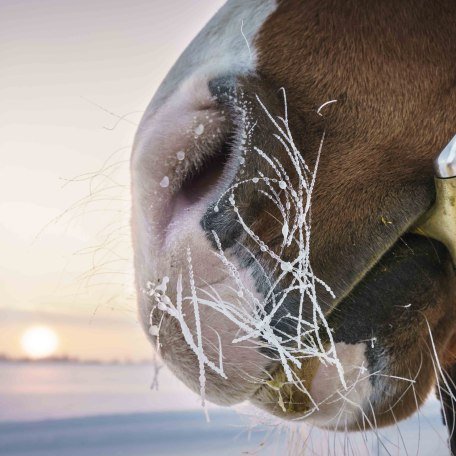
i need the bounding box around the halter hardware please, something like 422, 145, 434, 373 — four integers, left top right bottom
414, 135, 456, 265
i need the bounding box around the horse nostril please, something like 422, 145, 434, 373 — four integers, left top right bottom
175, 140, 231, 209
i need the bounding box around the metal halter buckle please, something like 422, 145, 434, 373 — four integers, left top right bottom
414, 135, 456, 265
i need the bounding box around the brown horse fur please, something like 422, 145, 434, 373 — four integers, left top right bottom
254, 0, 456, 306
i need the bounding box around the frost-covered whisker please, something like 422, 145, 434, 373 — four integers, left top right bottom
144, 88, 346, 410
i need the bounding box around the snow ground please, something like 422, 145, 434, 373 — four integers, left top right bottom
0, 362, 451, 455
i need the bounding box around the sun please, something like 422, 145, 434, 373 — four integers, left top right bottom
21, 326, 59, 359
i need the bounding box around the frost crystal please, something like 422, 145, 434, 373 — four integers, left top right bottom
194, 124, 204, 136
159, 176, 169, 188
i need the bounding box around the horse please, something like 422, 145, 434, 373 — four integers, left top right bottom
131, 0, 456, 451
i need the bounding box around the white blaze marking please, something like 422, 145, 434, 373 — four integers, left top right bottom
136, 0, 278, 119
310, 342, 372, 429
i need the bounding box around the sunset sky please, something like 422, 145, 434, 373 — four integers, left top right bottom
1, 0, 226, 360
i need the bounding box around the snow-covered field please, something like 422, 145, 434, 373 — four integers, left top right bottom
0, 362, 450, 455
0, 410, 270, 456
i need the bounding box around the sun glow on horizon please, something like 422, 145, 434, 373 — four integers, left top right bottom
21, 326, 59, 359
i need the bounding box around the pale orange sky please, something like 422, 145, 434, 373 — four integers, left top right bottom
0, 0, 226, 360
